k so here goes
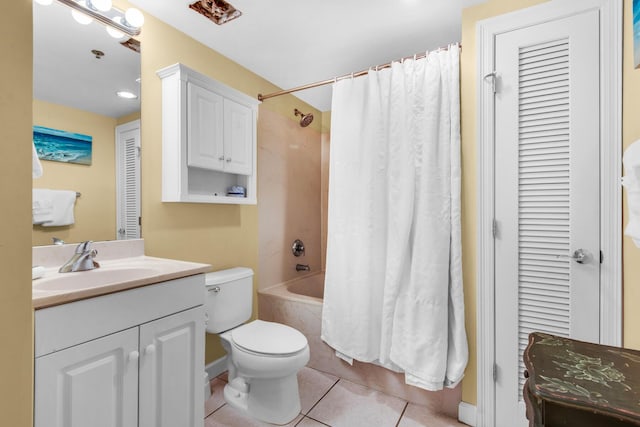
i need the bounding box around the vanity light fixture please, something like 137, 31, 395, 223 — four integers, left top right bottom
37, 0, 145, 37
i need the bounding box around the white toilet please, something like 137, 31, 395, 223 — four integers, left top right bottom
204, 267, 310, 425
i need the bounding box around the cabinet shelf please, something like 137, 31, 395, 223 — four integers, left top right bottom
157, 63, 259, 204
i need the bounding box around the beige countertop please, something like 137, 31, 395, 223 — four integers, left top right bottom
32, 240, 211, 309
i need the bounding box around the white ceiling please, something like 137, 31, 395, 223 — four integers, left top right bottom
129, 0, 485, 112
33, 1, 141, 118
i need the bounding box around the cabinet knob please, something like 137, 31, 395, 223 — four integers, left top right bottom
218, 156, 224, 161
128, 350, 139, 362
145, 344, 156, 355
226, 157, 232, 162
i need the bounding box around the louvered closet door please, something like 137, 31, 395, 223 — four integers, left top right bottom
494, 10, 600, 427
116, 121, 141, 240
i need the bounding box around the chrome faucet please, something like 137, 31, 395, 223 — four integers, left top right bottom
59, 241, 100, 273
296, 264, 310, 272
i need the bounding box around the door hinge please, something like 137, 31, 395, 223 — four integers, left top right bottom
600, 250, 603, 264
492, 219, 498, 238
493, 363, 498, 382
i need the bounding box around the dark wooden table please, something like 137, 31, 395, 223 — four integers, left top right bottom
524, 332, 640, 426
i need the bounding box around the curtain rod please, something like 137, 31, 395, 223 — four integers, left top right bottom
257, 43, 461, 102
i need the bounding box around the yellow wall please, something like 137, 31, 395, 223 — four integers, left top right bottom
32, 100, 117, 245
135, 7, 322, 362
1, 1, 33, 426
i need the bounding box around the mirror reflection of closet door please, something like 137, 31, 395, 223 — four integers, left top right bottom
116, 120, 141, 240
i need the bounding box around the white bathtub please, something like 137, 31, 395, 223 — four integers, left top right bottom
258, 272, 461, 415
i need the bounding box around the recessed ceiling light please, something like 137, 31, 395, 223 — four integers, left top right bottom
116, 91, 138, 99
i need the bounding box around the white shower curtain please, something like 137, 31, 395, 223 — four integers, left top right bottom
321, 45, 467, 391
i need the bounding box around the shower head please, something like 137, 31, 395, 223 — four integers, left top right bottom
294, 108, 314, 127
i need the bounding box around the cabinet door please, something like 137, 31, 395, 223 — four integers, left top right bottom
35, 327, 139, 427
187, 82, 224, 171
223, 98, 253, 175
139, 306, 205, 427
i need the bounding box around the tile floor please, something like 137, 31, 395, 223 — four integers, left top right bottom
205, 367, 467, 427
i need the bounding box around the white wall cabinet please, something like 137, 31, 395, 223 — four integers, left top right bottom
158, 63, 259, 204
34, 275, 205, 427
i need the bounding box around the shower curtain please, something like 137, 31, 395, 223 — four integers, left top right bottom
321, 45, 467, 391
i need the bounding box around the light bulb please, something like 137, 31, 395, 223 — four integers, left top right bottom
116, 91, 138, 99
87, 0, 112, 12
124, 8, 144, 28
71, 2, 93, 25
34, 0, 54, 6
106, 16, 126, 39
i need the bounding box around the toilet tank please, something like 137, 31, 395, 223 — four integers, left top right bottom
205, 267, 254, 334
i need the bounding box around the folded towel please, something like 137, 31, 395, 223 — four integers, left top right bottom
32, 142, 43, 179
33, 189, 76, 227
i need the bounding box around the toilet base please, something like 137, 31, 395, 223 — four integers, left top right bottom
223, 374, 301, 425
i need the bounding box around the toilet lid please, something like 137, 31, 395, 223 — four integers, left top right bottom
231, 320, 307, 355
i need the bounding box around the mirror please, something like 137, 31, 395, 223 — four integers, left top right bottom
32, 0, 141, 246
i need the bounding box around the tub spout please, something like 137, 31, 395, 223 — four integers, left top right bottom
296, 264, 310, 272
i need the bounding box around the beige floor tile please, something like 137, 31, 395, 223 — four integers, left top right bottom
298, 367, 339, 414
307, 379, 407, 427
205, 404, 303, 427
296, 417, 330, 426
217, 371, 229, 382
205, 378, 227, 417
397, 403, 467, 427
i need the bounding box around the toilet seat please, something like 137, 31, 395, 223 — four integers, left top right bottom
231, 320, 307, 356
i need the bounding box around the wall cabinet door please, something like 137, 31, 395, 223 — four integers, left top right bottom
35, 327, 139, 427
223, 98, 253, 175
187, 82, 225, 171
139, 306, 205, 427
187, 84, 252, 176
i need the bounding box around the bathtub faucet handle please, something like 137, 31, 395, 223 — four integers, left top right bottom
296, 264, 310, 272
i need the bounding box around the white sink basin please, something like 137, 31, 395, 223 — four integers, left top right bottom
34, 267, 162, 292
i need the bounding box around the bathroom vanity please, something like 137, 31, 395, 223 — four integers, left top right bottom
32, 240, 210, 427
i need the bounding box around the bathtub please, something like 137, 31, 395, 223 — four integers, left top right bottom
258, 272, 461, 416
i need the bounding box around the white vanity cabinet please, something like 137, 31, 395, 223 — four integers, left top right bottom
35, 327, 140, 427
158, 63, 259, 204
34, 275, 205, 427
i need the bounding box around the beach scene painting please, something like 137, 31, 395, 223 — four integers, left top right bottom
635, 0, 640, 68
33, 125, 92, 165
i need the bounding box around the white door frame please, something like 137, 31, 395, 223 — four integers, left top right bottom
115, 119, 141, 240
476, 1, 622, 426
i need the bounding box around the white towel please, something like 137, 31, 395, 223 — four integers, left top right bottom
623, 141, 640, 247
32, 142, 43, 179
32, 189, 53, 224
33, 189, 76, 227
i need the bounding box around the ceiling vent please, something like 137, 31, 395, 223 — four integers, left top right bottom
189, 0, 242, 25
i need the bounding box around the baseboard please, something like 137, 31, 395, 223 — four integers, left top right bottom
205, 355, 228, 380
458, 401, 477, 426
